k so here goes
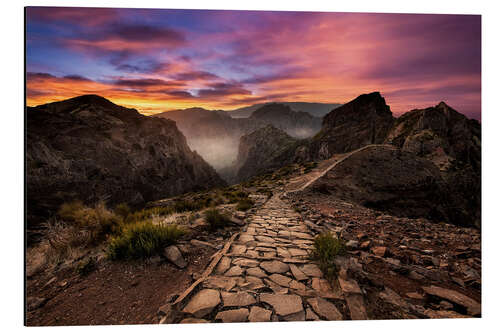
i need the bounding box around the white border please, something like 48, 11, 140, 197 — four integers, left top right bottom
2, 0, 499, 332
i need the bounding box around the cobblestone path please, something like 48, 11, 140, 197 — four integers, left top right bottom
160, 194, 367, 323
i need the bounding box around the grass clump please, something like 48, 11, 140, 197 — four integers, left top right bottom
204, 208, 231, 231
125, 198, 214, 224
222, 188, 249, 204
236, 198, 254, 211
311, 232, 346, 282
114, 203, 131, 219
75, 256, 97, 277
58, 201, 122, 242
107, 222, 186, 260
58, 200, 86, 222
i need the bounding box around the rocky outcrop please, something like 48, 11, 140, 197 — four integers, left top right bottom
234, 125, 306, 181
232, 93, 395, 182
386, 102, 480, 170
310, 92, 394, 159
307, 145, 472, 226
27, 95, 225, 237
385, 102, 481, 227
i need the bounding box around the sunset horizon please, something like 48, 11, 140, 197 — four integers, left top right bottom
26, 7, 481, 119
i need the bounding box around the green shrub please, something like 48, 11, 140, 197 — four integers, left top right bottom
108, 222, 186, 260
204, 208, 231, 231
236, 198, 254, 211
311, 232, 346, 282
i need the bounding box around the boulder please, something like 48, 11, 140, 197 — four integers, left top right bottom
164, 246, 187, 269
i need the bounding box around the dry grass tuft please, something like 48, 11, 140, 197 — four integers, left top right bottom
107, 222, 186, 260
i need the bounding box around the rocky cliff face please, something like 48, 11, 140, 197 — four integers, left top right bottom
386, 102, 481, 171
310, 92, 394, 159
249, 103, 322, 138
235, 125, 307, 181
27, 95, 225, 234
385, 102, 481, 227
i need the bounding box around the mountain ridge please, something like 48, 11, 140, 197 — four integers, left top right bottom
227, 101, 342, 118
27, 95, 225, 241
233, 92, 481, 227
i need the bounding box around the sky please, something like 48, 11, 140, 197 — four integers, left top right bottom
26, 7, 481, 119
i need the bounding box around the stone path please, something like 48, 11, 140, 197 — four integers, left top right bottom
160, 194, 365, 323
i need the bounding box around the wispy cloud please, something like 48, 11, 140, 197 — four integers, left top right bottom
26, 8, 481, 119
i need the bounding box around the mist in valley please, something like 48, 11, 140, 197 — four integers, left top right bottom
183, 124, 322, 183
186, 136, 240, 171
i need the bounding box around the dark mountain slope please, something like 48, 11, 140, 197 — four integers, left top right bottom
310, 92, 395, 159
308, 145, 469, 225
235, 125, 307, 181
27, 95, 225, 238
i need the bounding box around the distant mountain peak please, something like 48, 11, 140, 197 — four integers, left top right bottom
250, 103, 296, 118
344, 91, 390, 112
30, 94, 141, 118
56, 94, 119, 109
437, 101, 449, 109
70, 94, 113, 104
228, 101, 342, 118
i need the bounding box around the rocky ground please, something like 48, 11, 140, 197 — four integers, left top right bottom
157, 157, 481, 324
26, 249, 215, 326
289, 193, 481, 320
26, 156, 481, 325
